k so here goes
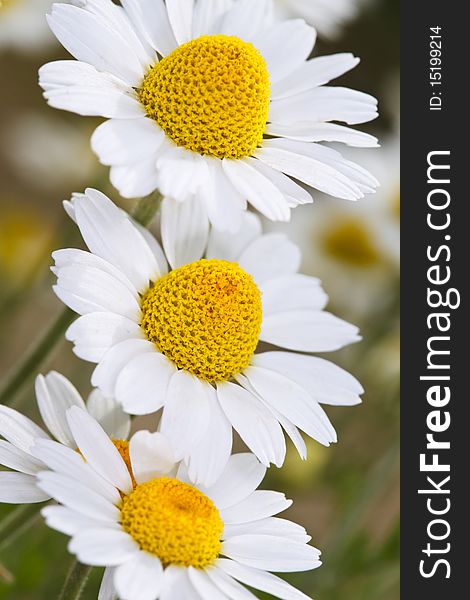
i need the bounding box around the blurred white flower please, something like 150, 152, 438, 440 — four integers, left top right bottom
0, 0, 55, 54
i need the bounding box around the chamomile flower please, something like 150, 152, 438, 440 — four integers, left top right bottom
35, 407, 321, 600
53, 189, 363, 486
0, 371, 130, 504
0, 0, 55, 54
39, 0, 379, 239
272, 0, 359, 39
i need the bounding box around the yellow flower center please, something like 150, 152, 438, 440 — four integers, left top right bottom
140, 259, 262, 383
112, 439, 137, 489
139, 35, 270, 159
120, 477, 223, 568
322, 218, 379, 267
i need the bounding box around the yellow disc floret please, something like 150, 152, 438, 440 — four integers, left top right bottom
139, 35, 271, 159
141, 259, 262, 383
120, 477, 223, 568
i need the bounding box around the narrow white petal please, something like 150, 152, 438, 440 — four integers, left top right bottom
217, 558, 312, 599
69, 529, 139, 566
157, 145, 210, 203
221, 536, 321, 572
192, 0, 232, 37
255, 19, 316, 84
260, 275, 328, 315
0, 472, 49, 504
249, 159, 313, 208
206, 566, 257, 599
223, 517, 311, 544
160, 371, 211, 461
35, 372, 86, 446
0, 405, 50, 453
217, 382, 286, 468
166, 0, 194, 45
206, 212, 262, 263
161, 566, 202, 600
219, 0, 272, 41
67, 407, 132, 493
129, 431, 176, 484
115, 352, 176, 415
99, 567, 118, 600
238, 233, 301, 284
186, 388, 232, 487
121, 0, 178, 56
0, 441, 45, 475
188, 568, 226, 600
110, 159, 161, 199
86, 389, 132, 439
161, 196, 209, 270
114, 551, 163, 600
42, 505, 121, 537
265, 122, 379, 148
222, 158, 291, 222
205, 453, 266, 510
221, 491, 292, 524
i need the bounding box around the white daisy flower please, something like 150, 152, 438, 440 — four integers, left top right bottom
53, 189, 364, 486
0, 371, 130, 504
0, 0, 55, 54
272, 0, 359, 39
39, 0, 379, 239
35, 407, 321, 600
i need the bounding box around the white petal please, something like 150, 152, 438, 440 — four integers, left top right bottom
269, 86, 378, 126
249, 159, 313, 208
121, 0, 178, 56
92, 339, 156, 398
223, 517, 310, 544
255, 19, 316, 84
0, 441, 45, 475
0, 405, 50, 453
47, 4, 145, 86
110, 158, 161, 199
186, 388, 232, 487
188, 568, 226, 600
115, 352, 176, 415
99, 567, 118, 600
161, 566, 202, 600
219, 0, 272, 41
42, 505, 120, 537
54, 263, 141, 320
36, 471, 120, 522
217, 382, 285, 468
66, 313, 144, 363
166, 0, 194, 45
34, 372, 86, 446
161, 196, 209, 270
217, 558, 312, 599
69, 528, 139, 566
221, 491, 292, 524
74, 189, 160, 292
252, 352, 363, 406
39, 61, 143, 119
192, 0, 232, 37
206, 566, 257, 599
129, 431, 176, 484
199, 158, 245, 233
114, 552, 163, 600
86, 389, 131, 439
265, 122, 379, 148
33, 439, 121, 505
238, 233, 301, 284
0, 472, 49, 504
157, 145, 210, 202
160, 371, 211, 461
206, 212, 262, 262
222, 159, 291, 222
271, 53, 360, 100
221, 536, 321, 572
261, 275, 328, 315
67, 407, 132, 493
92, 118, 164, 167
205, 453, 266, 510
260, 310, 361, 352
241, 367, 336, 446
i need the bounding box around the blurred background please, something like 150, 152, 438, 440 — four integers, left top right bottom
0, 0, 399, 598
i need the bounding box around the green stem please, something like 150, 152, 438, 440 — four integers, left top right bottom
0, 505, 41, 553
0, 307, 75, 407
131, 191, 163, 227
58, 560, 93, 600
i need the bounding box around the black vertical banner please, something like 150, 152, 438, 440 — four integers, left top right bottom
401, 1, 467, 597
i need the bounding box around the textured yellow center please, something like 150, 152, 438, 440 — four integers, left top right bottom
120, 477, 223, 568
322, 218, 379, 267
139, 35, 270, 159
141, 259, 262, 383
